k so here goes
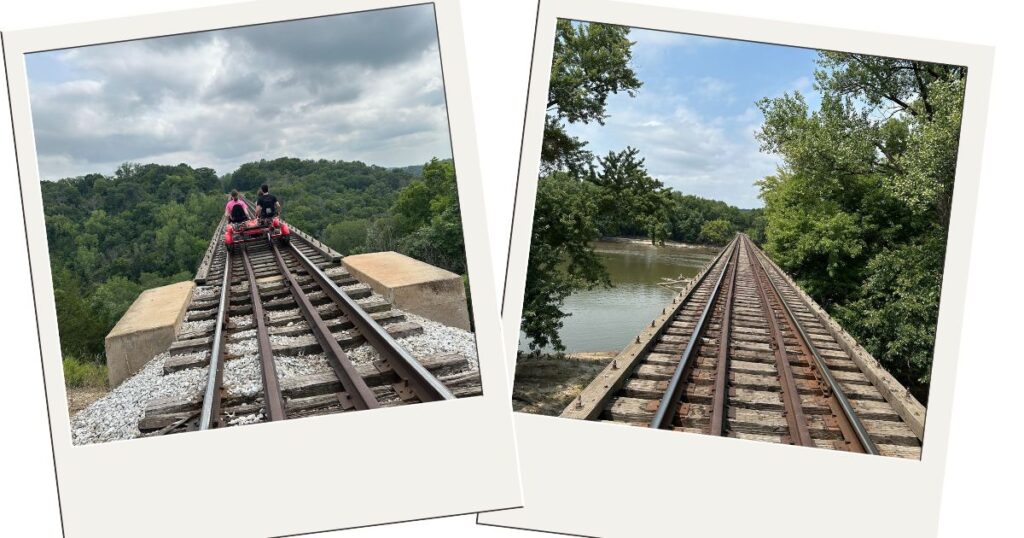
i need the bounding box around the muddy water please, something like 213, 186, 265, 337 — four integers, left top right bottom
519, 240, 719, 354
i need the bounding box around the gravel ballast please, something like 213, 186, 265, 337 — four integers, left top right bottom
69, 301, 481, 446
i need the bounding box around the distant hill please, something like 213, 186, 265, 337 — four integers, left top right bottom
393, 164, 424, 177
391, 158, 454, 178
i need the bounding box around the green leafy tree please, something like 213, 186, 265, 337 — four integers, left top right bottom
90, 276, 143, 330
521, 21, 641, 352
522, 173, 607, 352
698, 219, 734, 246
389, 158, 467, 274
756, 52, 966, 401
589, 147, 671, 243
544, 20, 642, 174
324, 219, 370, 255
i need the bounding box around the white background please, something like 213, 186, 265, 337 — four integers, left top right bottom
1, 0, 1019, 536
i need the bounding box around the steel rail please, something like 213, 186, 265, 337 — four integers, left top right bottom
745, 236, 879, 455
650, 236, 739, 430
199, 249, 232, 430
241, 245, 287, 421
269, 240, 380, 410
708, 243, 739, 436
288, 244, 455, 402
745, 237, 814, 446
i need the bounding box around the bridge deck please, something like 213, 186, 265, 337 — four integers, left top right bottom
561, 234, 926, 459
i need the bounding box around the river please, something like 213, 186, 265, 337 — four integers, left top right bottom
518, 239, 720, 354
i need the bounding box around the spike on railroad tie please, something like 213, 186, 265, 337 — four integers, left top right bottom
636, 335, 641, 344
576, 396, 583, 409
651, 319, 656, 327
611, 359, 618, 370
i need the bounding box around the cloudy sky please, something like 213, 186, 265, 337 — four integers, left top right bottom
26, 4, 451, 181
566, 26, 822, 209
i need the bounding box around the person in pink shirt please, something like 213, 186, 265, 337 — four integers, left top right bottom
225, 190, 249, 224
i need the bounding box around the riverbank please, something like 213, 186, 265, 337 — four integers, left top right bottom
512, 352, 615, 416
600, 236, 724, 250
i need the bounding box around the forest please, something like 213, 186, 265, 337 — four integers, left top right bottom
45, 157, 464, 388
523, 21, 962, 402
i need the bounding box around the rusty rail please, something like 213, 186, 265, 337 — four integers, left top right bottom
288, 243, 455, 402
650, 237, 739, 429
241, 245, 286, 421
745, 236, 879, 454
270, 240, 380, 410
198, 249, 233, 430
708, 244, 739, 436
746, 237, 814, 446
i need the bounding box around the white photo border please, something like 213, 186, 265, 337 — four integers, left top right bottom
3, 1, 522, 536
481, 0, 993, 536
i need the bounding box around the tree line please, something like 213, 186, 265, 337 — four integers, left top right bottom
45, 157, 465, 387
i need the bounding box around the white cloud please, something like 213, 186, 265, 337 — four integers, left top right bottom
26, 5, 451, 180
568, 86, 778, 208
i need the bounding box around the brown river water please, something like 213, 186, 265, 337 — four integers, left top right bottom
518, 239, 719, 354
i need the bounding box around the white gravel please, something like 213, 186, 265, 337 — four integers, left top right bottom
69, 353, 209, 445
70, 298, 481, 445
180, 319, 215, 334
276, 353, 330, 378
400, 313, 480, 371
192, 285, 219, 300
267, 308, 300, 321
226, 412, 263, 426
223, 355, 262, 398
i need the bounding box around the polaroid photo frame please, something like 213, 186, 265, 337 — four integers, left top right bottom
481, 0, 992, 536
3, 0, 521, 536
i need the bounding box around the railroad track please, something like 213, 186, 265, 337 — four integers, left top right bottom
563, 234, 926, 459
142, 208, 477, 434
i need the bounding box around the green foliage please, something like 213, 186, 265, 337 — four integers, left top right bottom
698, 219, 734, 246
522, 173, 608, 352
223, 157, 413, 236
756, 52, 966, 401
523, 21, 642, 352
42, 163, 225, 360
834, 233, 945, 397
391, 159, 467, 274
51, 266, 108, 358
544, 20, 642, 174
589, 147, 671, 242
63, 355, 109, 389
324, 219, 370, 255
89, 276, 143, 330
665, 192, 761, 245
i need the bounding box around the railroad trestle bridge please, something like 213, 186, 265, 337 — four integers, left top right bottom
562, 234, 926, 459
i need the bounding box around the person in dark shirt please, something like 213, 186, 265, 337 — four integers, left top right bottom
255, 184, 280, 221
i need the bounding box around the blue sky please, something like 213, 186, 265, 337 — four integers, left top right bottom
566, 26, 822, 209
25, 4, 451, 180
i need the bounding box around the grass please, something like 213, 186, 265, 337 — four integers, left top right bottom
512, 352, 615, 416
62, 355, 109, 389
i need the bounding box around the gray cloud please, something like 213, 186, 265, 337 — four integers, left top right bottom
26, 4, 451, 180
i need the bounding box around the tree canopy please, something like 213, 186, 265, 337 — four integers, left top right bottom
756, 52, 966, 401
